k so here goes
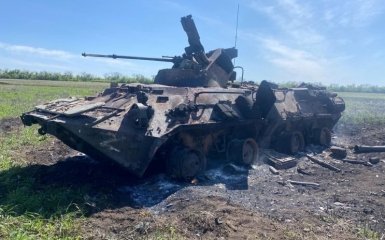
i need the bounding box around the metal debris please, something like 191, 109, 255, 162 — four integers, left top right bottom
330, 146, 347, 159
369, 157, 380, 164
287, 180, 320, 187
354, 145, 385, 153
306, 154, 341, 172
264, 150, 297, 169
340, 159, 372, 166
269, 166, 279, 175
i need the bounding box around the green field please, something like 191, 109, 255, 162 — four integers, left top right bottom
0, 79, 108, 119
1, 79, 385, 239
0, 79, 107, 239
337, 91, 385, 125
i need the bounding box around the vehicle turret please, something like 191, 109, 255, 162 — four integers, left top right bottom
82, 15, 238, 88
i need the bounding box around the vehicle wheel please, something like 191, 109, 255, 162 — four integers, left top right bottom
285, 131, 305, 154
235, 95, 253, 118
166, 147, 206, 181
313, 127, 331, 146
227, 138, 260, 165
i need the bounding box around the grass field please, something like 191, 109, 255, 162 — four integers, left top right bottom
0, 79, 107, 239
337, 91, 385, 125
0, 79, 108, 119
1, 79, 385, 239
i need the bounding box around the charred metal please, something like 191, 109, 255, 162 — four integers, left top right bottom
20, 15, 345, 180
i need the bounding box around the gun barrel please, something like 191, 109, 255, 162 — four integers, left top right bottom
354, 145, 385, 153
82, 53, 175, 63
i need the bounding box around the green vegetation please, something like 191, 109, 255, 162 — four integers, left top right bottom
337, 92, 385, 125
2, 69, 385, 93
329, 84, 385, 94
0, 81, 107, 239
357, 225, 380, 240
0, 69, 152, 83
0, 126, 84, 239
0, 79, 384, 239
0, 80, 107, 119
269, 80, 385, 93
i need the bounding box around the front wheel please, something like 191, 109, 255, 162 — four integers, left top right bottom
166, 147, 206, 181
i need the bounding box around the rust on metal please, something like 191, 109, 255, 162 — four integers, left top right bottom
20, 15, 345, 180
354, 145, 385, 153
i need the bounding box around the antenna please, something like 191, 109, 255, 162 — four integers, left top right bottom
234, 3, 240, 48
233, 4, 240, 65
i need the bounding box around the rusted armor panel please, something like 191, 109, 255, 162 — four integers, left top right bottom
21, 15, 345, 179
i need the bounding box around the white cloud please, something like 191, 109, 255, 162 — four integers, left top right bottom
0, 41, 137, 69
249, 0, 312, 26
261, 38, 328, 82
244, 0, 384, 83
158, 0, 187, 12
250, 0, 384, 31
0, 57, 72, 71
277, 0, 312, 19
248, 0, 323, 45
196, 15, 225, 28
0, 41, 167, 76
323, 0, 384, 27
0, 42, 75, 59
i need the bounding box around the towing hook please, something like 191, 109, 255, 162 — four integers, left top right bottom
38, 127, 47, 135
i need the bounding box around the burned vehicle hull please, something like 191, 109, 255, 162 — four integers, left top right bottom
21, 15, 265, 180
21, 84, 263, 179
21, 15, 345, 179
21, 81, 345, 178
256, 81, 345, 154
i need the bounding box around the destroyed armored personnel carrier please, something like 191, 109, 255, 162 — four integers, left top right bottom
21, 15, 345, 180
256, 81, 345, 154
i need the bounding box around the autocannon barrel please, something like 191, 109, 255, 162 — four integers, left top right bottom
82, 53, 177, 63
354, 145, 385, 153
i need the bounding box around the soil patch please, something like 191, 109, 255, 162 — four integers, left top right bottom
0, 117, 22, 134
3, 120, 385, 239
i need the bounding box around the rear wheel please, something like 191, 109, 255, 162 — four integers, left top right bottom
166, 147, 206, 181
289, 131, 305, 154
227, 138, 260, 165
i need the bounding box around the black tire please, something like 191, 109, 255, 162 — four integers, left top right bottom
313, 127, 331, 146
227, 138, 260, 165
278, 131, 305, 154
289, 131, 305, 154
235, 95, 254, 118
166, 147, 206, 181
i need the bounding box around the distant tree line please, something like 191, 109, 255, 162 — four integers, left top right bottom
0, 69, 152, 83
1, 69, 384, 93
327, 84, 385, 93
271, 81, 385, 93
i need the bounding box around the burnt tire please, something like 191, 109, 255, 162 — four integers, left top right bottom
280, 131, 305, 154
166, 147, 206, 181
313, 127, 332, 146
227, 138, 260, 165
235, 95, 254, 118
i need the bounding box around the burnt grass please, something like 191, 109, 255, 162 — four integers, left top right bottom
1, 118, 385, 239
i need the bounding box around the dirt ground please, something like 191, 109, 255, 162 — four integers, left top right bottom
3, 118, 385, 239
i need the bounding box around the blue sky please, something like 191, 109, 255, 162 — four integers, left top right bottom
1, 0, 384, 85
